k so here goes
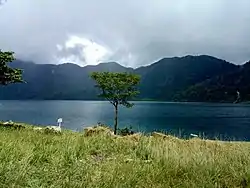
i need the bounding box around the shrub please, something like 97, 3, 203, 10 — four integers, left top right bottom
118, 126, 135, 136
0, 122, 26, 130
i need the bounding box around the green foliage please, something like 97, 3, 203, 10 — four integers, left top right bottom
0, 50, 23, 85
91, 72, 140, 107
178, 61, 250, 102
118, 126, 135, 136
91, 72, 140, 134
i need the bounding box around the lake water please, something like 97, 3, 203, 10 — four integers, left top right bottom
1, 100, 250, 141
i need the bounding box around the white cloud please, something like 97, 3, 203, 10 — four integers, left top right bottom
56, 44, 63, 52
55, 35, 112, 66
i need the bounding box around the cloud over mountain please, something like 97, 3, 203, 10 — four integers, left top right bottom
0, 0, 250, 67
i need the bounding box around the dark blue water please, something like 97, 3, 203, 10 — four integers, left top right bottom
1, 100, 250, 141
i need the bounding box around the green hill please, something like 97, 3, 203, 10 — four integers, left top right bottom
1, 55, 249, 102
178, 61, 250, 102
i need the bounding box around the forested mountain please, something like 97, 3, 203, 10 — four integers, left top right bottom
135, 55, 237, 100
0, 60, 130, 100
0, 55, 249, 102
177, 61, 250, 102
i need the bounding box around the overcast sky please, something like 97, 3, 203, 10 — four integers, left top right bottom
0, 0, 250, 67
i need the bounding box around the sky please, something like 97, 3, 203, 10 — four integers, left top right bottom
0, 0, 250, 68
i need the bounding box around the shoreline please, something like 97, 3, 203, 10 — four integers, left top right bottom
1, 121, 249, 143
1, 99, 250, 104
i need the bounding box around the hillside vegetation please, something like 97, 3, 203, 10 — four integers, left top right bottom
178, 61, 250, 102
0, 124, 250, 187
1, 55, 250, 102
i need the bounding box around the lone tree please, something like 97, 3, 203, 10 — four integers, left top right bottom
91, 72, 140, 135
0, 50, 23, 85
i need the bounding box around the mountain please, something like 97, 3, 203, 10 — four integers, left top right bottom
178, 61, 250, 102
135, 55, 237, 100
0, 55, 249, 102
0, 61, 131, 100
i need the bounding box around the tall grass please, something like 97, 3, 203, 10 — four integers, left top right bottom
0, 127, 250, 187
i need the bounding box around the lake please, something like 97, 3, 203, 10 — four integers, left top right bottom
1, 100, 250, 141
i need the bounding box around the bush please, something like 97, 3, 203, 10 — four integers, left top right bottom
0, 122, 26, 130
118, 126, 135, 136
43, 127, 62, 135
84, 126, 113, 137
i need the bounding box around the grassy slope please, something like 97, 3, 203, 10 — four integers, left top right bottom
0, 127, 250, 188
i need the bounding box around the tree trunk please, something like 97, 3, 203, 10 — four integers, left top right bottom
114, 104, 118, 135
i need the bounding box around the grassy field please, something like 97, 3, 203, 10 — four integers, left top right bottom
0, 124, 250, 188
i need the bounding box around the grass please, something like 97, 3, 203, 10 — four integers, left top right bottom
0, 124, 250, 187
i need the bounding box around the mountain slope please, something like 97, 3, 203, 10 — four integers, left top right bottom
0, 55, 248, 102
178, 61, 250, 102
0, 61, 131, 100
135, 55, 238, 100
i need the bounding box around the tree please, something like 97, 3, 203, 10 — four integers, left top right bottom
91, 72, 140, 135
0, 50, 23, 85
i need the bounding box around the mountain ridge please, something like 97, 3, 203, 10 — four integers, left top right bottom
1, 55, 249, 102
11, 54, 237, 69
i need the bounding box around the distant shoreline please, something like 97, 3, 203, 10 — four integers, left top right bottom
0, 99, 250, 104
